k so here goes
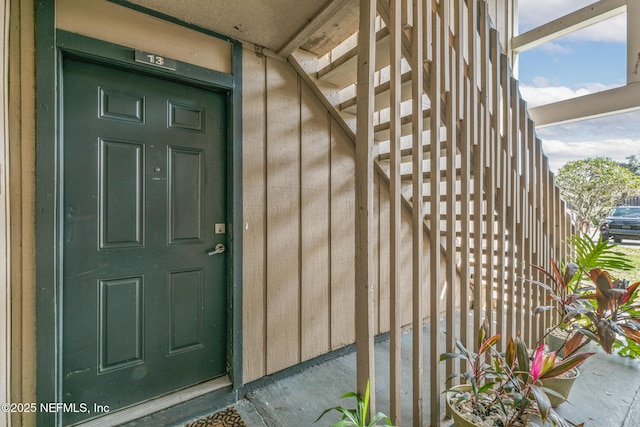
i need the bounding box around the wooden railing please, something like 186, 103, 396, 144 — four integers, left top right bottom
353, 1, 574, 425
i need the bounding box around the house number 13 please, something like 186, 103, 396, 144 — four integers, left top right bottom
134, 50, 177, 71
147, 54, 164, 65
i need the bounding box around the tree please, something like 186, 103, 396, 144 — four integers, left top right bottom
619, 154, 640, 175
556, 157, 640, 232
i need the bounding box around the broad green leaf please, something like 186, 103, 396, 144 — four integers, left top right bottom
439, 352, 466, 361
539, 352, 594, 379
530, 384, 551, 422
479, 334, 501, 354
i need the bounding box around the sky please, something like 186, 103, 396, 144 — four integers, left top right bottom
517, 0, 640, 172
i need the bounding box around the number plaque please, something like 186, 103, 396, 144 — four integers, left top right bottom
134, 50, 176, 71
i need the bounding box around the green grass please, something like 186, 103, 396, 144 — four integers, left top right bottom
608, 244, 640, 282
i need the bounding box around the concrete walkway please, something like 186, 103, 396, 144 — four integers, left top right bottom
233, 329, 640, 427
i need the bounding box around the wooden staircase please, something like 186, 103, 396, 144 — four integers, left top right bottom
282, 0, 572, 424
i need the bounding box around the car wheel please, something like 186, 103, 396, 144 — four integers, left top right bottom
614, 237, 622, 244
600, 233, 609, 242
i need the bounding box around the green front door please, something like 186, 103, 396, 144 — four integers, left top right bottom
62, 58, 228, 424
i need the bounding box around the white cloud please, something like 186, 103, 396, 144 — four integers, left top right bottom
519, 0, 626, 43
520, 84, 592, 107
518, 0, 595, 28
519, 82, 621, 108
537, 42, 573, 54
565, 15, 626, 43
541, 138, 640, 173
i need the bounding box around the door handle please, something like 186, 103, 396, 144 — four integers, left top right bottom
208, 243, 226, 256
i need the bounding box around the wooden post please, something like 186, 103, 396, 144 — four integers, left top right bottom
412, 0, 424, 425
429, 3, 441, 426
445, 3, 458, 409
389, 0, 402, 423
457, 0, 470, 373
355, 0, 376, 415
628, 0, 640, 84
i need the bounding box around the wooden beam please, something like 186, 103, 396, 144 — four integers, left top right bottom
277, 0, 353, 57
429, 2, 441, 426
288, 54, 355, 139
388, 0, 402, 424
411, 0, 424, 424
512, 0, 626, 53
354, 0, 376, 415
628, 0, 640, 83
529, 82, 640, 127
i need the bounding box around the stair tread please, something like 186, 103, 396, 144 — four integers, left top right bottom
374, 108, 432, 141
316, 27, 391, 88
340, 70, 413, 113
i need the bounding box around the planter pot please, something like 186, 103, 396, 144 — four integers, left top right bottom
446, 385, 484, 427
446, 385, 522, 427
540, 367, 579, 407
545, 328, 574, 357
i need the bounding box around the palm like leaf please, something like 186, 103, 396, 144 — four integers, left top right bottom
571, 234, 634, 274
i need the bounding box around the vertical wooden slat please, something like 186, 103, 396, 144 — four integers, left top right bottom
506, 165, 517, 339
355, 0, 376, 411
300, 83, 331, 361
502, 55, 514, 342
444, 1, 461, 412
242, 51, 267, 382
542, 156, 552, 334
441, 0, 450, 92
520, 113, 535, 343
480, 2, 493, 333
429, 5, 442, 427
389, 0, 402, 422
266, 58, 301, 374
480, 6, 496, 331
457, 0, 470, 368
374, 173, 381, 335
468, 0, 482, 342
412, 0, 424, 425
532, 135, 543, 344
445, 16, 458, 409
489, 28, 503, 342
527, 119, 537, 344
510, 77, 522, 338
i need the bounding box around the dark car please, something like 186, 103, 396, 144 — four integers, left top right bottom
600, 206, 640, 243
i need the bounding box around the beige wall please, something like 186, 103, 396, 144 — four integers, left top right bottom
56, 0, 232, 74
1, 1, 11, 426
241, 50, 451, 383
7, 0, 37, 425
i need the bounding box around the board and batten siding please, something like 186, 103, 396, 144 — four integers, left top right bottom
242, 49, 451, 383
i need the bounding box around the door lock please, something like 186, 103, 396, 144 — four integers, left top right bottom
207, 243, 226, 256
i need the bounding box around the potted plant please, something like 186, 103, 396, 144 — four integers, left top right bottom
315, 379, 393, 427
530, 258, 587, 357
530, 233, 637, 357
441, 322, 505, 427
579, 268, 640, 357
440, 322, 593, 426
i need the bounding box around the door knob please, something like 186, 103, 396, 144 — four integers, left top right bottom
208, 243, 226, 256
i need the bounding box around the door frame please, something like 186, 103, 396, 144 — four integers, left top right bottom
35, 5, 243, 425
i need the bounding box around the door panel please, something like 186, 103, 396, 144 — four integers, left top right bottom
62, 58, 228, 424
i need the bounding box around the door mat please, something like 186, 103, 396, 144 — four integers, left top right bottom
184, 407, 247, 427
